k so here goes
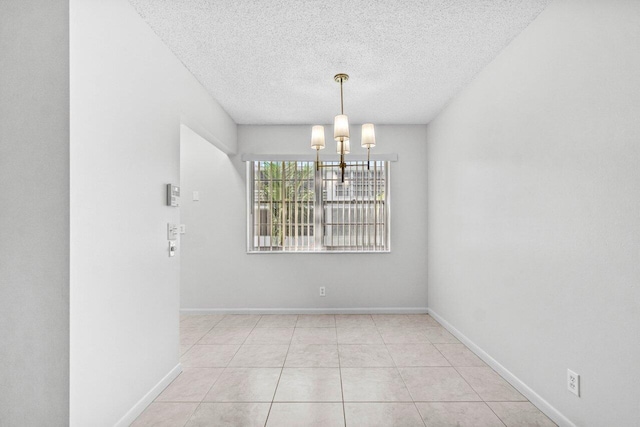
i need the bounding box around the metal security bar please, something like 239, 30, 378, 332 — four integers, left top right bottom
320, 160, 388, 251
248, 160, 389, 252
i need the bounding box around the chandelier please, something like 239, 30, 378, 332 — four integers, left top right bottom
310, 73, 376, 182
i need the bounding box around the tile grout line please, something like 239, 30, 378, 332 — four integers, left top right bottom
263, 314, 298, 427
336, 321, 347, 427
178, 316, 219, 353
179, 314, 228, 427
186, 314, 263, 425
448, 364, 509, 427
385, 314, 428, 427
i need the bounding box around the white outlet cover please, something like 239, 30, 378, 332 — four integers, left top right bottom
567, 369, 580, 397
193, 191, 200, 201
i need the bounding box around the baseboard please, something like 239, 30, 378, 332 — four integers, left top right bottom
181, 307, 428, 315
427, 309, 575, 427
114, 363, 182, 427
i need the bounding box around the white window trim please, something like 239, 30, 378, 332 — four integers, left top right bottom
241, 153, 398, 162
245, 160, 391, 254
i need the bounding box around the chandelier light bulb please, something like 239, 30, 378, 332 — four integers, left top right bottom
361, 123, 376, 148
336, 139, 351, 154
334, 115, 350, 141
311, 125, 326, 149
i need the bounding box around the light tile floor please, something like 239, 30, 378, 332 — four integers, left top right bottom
132, 314, 557, 427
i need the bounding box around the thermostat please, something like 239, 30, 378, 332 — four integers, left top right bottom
166, 184, 180, 207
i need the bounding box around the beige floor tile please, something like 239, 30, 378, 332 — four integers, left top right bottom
180, 328, 210, 346
180, 315, 225, 329
406, 314, 441, 327
487, 402, 557, 426
228, 344, 289, 367
338, 344, 395, 367
344, 403, 425, 427
435, 344, 486, 367
296, 314, 336, 327
378, 327, 430, 344
274, 368, 342, 402
180, 345, 240, 367
284, 344, 339, 367
180, 345, 193, 356
267, 403, 344, 426
291, 327, 337, 344
186, 402, 270, 427
131, 402, 198, 427
423, 327, 459, 344
400, 367, 481, 402
244, 327, 294, 344
204, 368, 281, 402
215, 314, 261, 328
337, 327, 384, 344
416, 402, 504, 427
335, 314, 375, 328
457, 367, 526, 401
386, 343, 450, 367
156, 368, 224, 402
371, 314, 414, 327
342, 368, 412, 401
198, 327, 253, 344
256, 314, 298, 328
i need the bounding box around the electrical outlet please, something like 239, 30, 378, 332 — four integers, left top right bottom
567, 369, 580, 397
319, 286, 326, 297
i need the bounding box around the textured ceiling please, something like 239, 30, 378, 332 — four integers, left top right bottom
128, 0, 551, 124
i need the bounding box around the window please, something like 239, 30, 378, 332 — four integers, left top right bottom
248, 160, 390, 252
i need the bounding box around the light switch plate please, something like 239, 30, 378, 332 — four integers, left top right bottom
167, 223, 179, 241
179, 224, 186, 234
193, 191, 200, 201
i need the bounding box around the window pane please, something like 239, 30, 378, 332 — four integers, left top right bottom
251, 161, 316, 251
321, 161, 387, 251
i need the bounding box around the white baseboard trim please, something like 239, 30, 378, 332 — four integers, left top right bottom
114, 363, 182, 427
427, 309, 575, 427
181, 307, 428, 315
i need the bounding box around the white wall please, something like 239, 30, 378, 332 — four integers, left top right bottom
0, 1, 69, 425
69, 0, 236, 425
180, 125, 428, 311
426, 0, 640, 426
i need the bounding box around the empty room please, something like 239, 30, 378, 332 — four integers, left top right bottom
1, 0, 639, 426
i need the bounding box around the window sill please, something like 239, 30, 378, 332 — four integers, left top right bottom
247, 250, 391, 254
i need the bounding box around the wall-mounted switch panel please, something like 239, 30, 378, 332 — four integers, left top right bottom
167, 184, 180, 207
179, 224, 186, 234
192, 191, 200, 201
167, 223, 179, 241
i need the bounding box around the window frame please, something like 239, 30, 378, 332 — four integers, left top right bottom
246, 160, 391, 254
